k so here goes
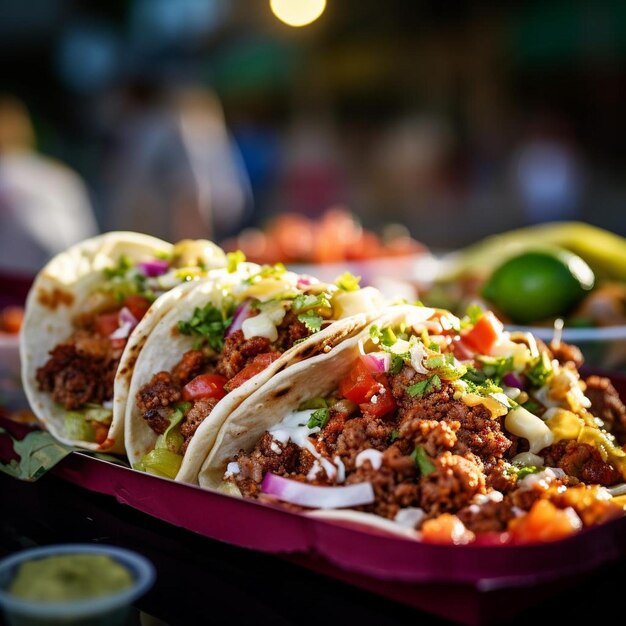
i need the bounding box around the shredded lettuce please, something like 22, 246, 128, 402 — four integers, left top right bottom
64, 413, 96, 442
527, 352, 554, 387
135, 448, 182, 479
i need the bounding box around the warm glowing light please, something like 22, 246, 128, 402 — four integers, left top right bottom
270, 0, 326, 27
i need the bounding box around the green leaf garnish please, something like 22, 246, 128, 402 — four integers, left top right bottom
177, 301, 234, 351
307, 408, 330, 429
389, 355, 404, 375
389, 430, 400, 442
411, 445, 436, 475
407, 374, 442, 397
298, 311, 323, 333
335, 272, 361, 292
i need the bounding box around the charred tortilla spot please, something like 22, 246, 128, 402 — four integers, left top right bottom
272, 386, 292, 399
37, 287, 75, 310
297, 344, 321, 359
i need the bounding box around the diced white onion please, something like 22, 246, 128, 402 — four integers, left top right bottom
394, 507, 426, 529
242, 313, 278, 341
511, 451, 545, 467
505, 406, 554, 454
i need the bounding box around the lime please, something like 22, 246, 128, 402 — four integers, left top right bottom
481, 248, 594, 324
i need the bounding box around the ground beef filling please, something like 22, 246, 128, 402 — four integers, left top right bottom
233, 366, 518, 520
541, 440, 621, 486
36, 331, 120, 410
585, 375, 626, 446
231, 361, 624, 531
136, 316, 312, 453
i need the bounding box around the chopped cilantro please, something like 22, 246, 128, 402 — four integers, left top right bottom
425, 355, 445, 369
335, 272, 361, 292
298, 311, 323, 333
103, 255, 133, 279
527, 352, 553, 387
411, 445, 436, 475
425, 352, 467, 381
407, 374, 441, 397
226, 250, 246, 273
307, 408, 330, 429
177, 301, 234, 351
389, 430, 400, 443
428, 341, 441, 352
389, 355, 404, 375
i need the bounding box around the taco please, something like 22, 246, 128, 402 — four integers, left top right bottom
125, 263, 385, 482
201, 304, 625, 544
20, 232, 226, 453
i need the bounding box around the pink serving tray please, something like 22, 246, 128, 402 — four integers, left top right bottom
53, 452, 626, 594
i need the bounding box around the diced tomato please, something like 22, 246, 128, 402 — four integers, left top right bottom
225, 352, 282, 392
462, 311, 503, 355
182, 373, 228, 402
339, 357, 378, 404
123, 295, 152, 321
94, 312, 120, 337
508, 499, 582, 544
359, 376, 397, 418
339, 357, 397, 418
421, 513, 475, 545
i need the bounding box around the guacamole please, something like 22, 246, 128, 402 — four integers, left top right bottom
9, 554, 133, 602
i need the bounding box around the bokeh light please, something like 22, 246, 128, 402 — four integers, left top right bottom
270, 0, 326, 27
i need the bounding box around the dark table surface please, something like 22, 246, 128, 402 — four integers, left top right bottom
0, 469, 624, 626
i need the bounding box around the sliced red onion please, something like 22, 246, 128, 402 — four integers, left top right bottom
361, 352, 391, 374
502, 372, 525, 390
138, 259, 170, 277
296, 275, 315, 289
226, 300, 252, 337
261, 473, 375, 509
110, 307, 138, 340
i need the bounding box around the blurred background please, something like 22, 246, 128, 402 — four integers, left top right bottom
1, 0, 626, 271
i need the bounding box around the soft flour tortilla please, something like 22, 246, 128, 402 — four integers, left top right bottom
199, 304, 434, 489
125, 277, 377, 483
20, 231, 226, 453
